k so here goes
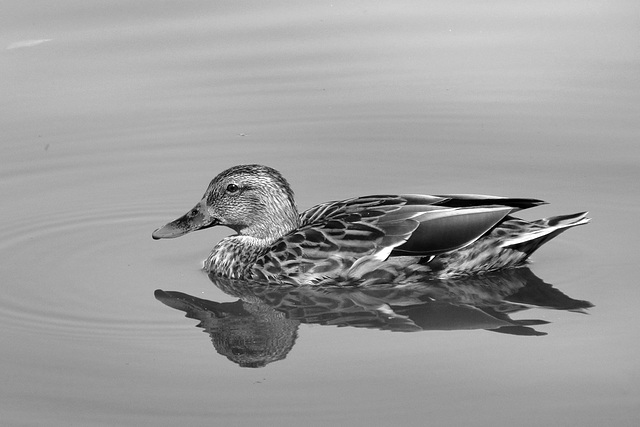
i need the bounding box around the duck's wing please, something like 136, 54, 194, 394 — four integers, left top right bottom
393, 194, 546, 255
251, 194, 533, 283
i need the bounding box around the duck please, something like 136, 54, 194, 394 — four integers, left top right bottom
152, 164, 589, 285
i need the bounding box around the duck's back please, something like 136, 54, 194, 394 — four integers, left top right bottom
240, 194, 587, 284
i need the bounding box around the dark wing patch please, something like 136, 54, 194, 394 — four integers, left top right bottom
394, 206, 514, 255
432, 194, 546, 211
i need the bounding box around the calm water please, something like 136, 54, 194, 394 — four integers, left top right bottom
2, 1, 639, 425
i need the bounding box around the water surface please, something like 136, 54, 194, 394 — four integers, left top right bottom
2, 1, 639, 425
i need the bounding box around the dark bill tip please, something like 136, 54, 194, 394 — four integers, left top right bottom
152, 201, 218, 240
152, 222, 189, 239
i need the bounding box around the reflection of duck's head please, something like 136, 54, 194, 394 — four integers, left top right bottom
209, 302, 298, 368
154, 290, 298, 368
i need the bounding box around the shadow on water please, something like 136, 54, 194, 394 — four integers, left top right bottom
155, 267, 592, 368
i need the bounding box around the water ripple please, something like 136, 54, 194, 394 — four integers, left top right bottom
0, 201, 198, 340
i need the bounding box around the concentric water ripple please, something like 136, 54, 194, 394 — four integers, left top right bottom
0, 200, 211, 341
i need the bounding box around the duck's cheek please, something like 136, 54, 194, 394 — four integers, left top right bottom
215, 216, 247, 232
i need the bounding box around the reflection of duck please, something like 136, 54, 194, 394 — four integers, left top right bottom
155, 268, 592, 368
153, 165, 589, 285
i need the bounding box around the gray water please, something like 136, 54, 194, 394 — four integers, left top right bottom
2, 1, 639, 425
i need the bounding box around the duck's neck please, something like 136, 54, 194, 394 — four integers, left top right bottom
241, 197, 300, 243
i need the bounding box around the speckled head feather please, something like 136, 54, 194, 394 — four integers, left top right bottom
201, 164, 299, 240
205, 164, 295, 208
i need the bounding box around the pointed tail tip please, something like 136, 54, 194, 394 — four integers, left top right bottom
579, 211, 591, 225
570, 211, 591, 226
548, 211, 591, 227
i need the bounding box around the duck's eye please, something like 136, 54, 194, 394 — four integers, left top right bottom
226, 183, 240, 194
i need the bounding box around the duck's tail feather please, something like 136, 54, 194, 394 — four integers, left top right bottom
499, 211, 590, 257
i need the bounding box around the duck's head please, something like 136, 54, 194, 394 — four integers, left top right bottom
152, 164, 299, 242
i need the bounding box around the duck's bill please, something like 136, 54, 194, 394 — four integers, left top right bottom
152, 201, 218, 239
